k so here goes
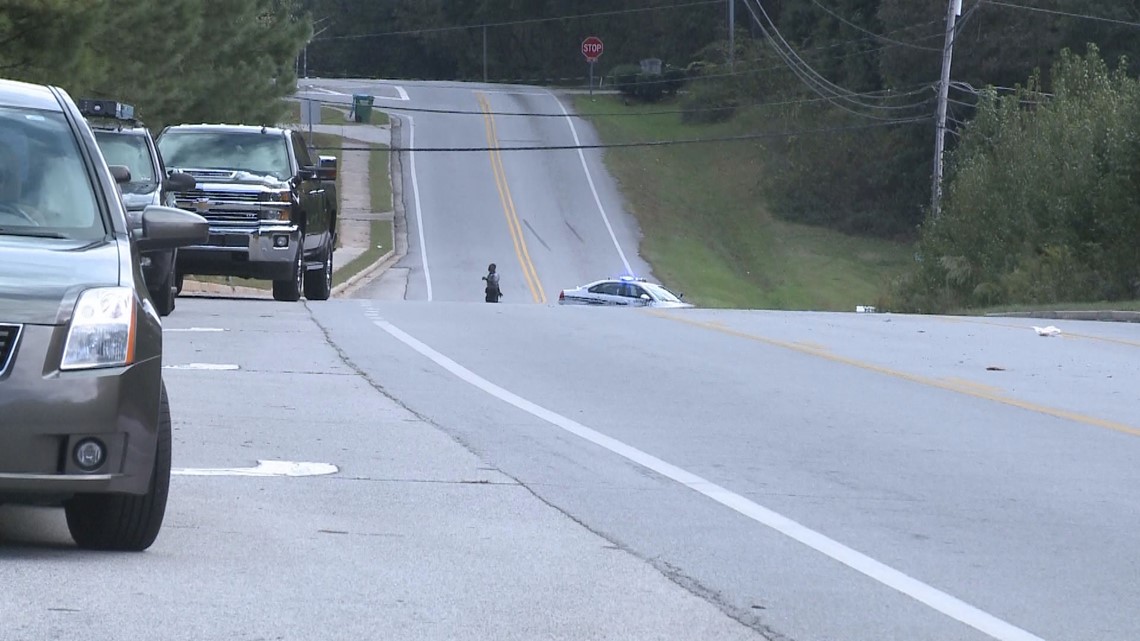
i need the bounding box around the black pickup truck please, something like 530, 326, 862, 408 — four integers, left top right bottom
155, 124, 337, 301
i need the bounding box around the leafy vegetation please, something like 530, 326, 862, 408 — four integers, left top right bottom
0, 0, 310, 130
891, 47, 1140, 312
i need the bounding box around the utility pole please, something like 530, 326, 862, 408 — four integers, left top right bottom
931, 0, 962, 217
728, 0, 735, 70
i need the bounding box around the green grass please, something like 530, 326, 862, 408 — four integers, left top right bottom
333, 219, 393, 288
371, 146, 391, 212
572, 95, 913, 311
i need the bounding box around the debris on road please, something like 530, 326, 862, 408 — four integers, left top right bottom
1033, 325, 1063, 337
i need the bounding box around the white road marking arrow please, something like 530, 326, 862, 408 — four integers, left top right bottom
172, 460, 339, 477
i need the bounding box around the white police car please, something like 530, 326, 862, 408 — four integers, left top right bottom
558, 276, 692, 308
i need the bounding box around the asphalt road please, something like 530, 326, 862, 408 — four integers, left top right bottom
3, 79, 1140, 641
296, 78, 653, 303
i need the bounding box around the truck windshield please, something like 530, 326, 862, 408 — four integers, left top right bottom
158, 131, 290, 181
0, 107, 104, 239
93, 130, 156, 184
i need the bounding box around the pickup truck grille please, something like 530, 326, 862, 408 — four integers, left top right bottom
0, 324, 22, 376
180, 189, 261, 203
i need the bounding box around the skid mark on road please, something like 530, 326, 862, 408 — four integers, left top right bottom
651, 312, 1140, 438
361, 306, 1048, 641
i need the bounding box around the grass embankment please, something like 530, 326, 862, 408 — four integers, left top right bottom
572, 95, 912, 311
333, 147, 392, 288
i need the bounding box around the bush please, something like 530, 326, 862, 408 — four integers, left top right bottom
893, 45, 1140, 311
608, 64, 642, 98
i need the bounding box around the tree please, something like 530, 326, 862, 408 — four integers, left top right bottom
893, 46, 1140, 311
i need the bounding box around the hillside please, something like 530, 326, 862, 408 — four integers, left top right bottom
573, 95, 912, 311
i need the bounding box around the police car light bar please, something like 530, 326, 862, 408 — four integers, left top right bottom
78, 99, 136, 121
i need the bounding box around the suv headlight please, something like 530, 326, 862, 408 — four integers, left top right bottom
61, 287, 136, 370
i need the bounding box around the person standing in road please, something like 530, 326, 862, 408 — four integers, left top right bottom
482, 263, 502, 303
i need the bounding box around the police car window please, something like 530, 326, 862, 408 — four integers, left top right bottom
158, 131, 291, 181
589, 283, 620, 296
0, 107, 102, 238
93, 131, 156, 183
643, 283, 681, 302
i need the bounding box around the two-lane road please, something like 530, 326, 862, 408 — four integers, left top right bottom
298, 79, 651, 302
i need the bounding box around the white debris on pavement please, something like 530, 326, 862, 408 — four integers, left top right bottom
1033, 325, 1063, 337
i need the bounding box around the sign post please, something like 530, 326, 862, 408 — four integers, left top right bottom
581, 36, 604, 96
300, 98, 321, 146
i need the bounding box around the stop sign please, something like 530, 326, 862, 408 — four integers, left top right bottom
581, 36, 604, 63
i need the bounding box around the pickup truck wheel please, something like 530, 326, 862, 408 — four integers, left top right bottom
272, 246, 304, 302
303, 239, 333, 301
64, 383, 172, 552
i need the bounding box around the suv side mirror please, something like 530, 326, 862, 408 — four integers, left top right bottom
298, 167, 317, 180
163, 171, 196, 192
109, 164, 131, 184
135, 205, 209, 251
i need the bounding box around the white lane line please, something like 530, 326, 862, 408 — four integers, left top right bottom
163, 327, 227, 333
173, 460, 338, 477
367, 312, 1047, 641
306, 87, 348, 96
162, 363, 240, 371
403, 114, 433, 301
546, 90, 633, 275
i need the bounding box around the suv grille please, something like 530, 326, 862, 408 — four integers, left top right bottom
0, 324, 22, 376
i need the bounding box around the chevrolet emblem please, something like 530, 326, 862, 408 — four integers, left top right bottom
194, 198, 210, 213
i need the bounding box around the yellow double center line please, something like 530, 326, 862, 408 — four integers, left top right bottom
477, 92, 546, 303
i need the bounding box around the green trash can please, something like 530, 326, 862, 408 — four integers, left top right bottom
352, 94, 374, 123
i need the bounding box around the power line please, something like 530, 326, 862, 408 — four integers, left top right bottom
315, 0, 722, 41
316, 116, 931, 153
808, 0, 942, 52
740, 0, 931, 120
300, 81, 935, 119
982, 0, 1140, 29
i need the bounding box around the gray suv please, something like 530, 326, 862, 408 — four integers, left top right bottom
80, 99, 196, 316
0, 78, 207, 551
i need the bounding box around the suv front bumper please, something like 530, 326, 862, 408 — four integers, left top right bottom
0, 325, 162, 502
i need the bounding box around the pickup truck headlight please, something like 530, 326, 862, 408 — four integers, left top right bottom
61, 287, 136, 370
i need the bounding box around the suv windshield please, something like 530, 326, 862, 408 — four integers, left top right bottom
0, 106, 103, 239
93, 130, 156, 184
158, 130, 290, 181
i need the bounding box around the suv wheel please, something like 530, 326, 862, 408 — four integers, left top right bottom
272, 246, 304, 302
153, 270, 177, 317
303, 238, 333, 301
64, 383, 172, 551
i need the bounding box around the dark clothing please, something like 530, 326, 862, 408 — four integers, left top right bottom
483, 272, 501, 303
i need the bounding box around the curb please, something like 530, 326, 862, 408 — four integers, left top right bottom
984, 310, 1140, 323
332, 248, 395, 298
